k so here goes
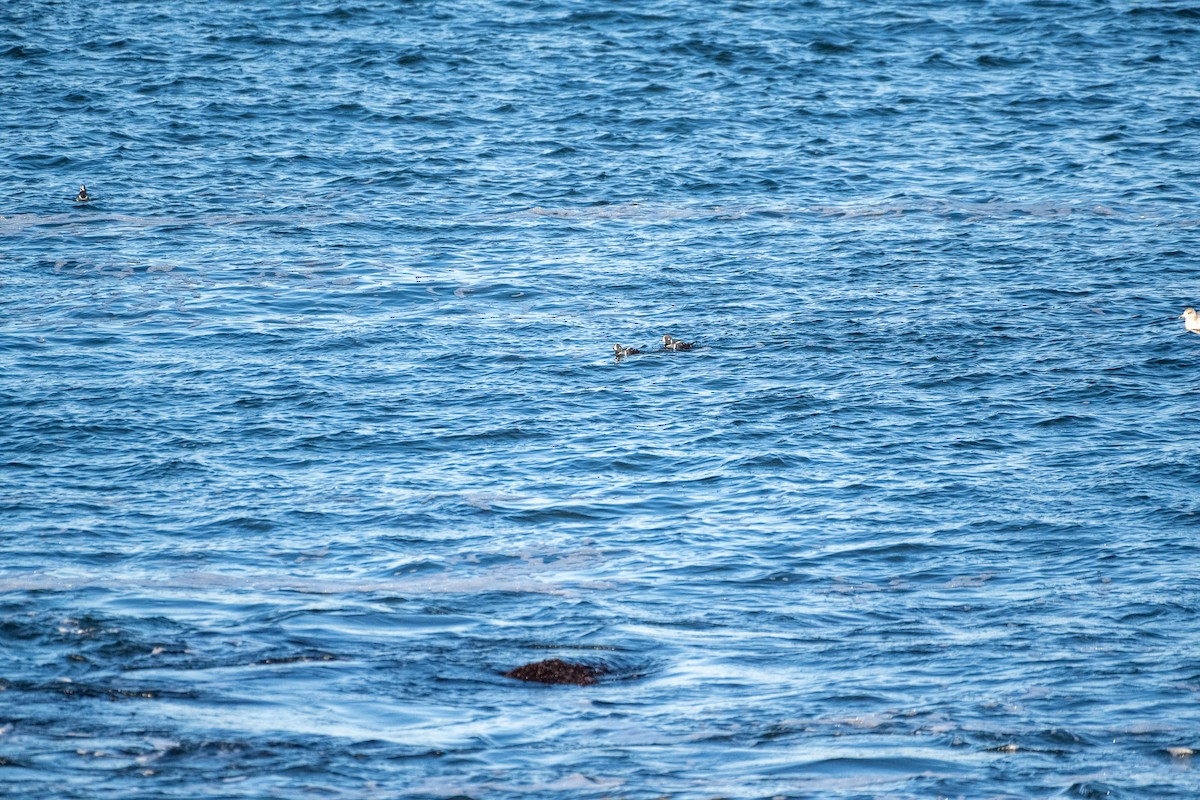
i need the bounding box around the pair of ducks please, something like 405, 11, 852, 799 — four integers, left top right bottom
1182, 308, 1200, 334
614, 335, 694, 358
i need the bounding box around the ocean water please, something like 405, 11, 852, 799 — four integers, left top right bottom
3, 0, 1200, 797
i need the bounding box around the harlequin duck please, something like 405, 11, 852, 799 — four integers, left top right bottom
661, 335, 694, 351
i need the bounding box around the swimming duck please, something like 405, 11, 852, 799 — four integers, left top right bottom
1182, 307, 1200, 334
661, 335, 694, 351
74, 184, 92, 202
613, 344, 641, 358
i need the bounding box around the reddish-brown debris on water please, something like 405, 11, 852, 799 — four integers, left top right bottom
504, 658, 606, 686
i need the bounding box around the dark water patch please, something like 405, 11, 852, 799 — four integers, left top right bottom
975, 52, 1033, 68
1, 44, 48, 60
809, 39, 858, 55
254, 651, 339, 666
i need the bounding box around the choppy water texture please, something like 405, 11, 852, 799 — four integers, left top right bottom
4, 1, 1200, 797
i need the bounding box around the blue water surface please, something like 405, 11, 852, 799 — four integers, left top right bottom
4, 0, 1200, 797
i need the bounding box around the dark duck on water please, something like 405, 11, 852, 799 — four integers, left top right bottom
661, 335, 694, 351
74, 184, 93, 202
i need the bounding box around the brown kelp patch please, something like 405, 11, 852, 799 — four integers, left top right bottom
503, 658, 608, 686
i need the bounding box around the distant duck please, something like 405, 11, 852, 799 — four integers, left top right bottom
613, 344, 641, 358
74, 184, 92, 203
661, 335, 694, 351
1182, 307, 1200, 334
